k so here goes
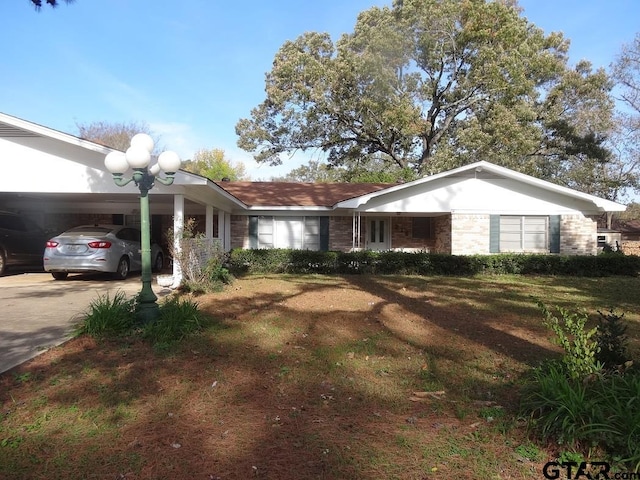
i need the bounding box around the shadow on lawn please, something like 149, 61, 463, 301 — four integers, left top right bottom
1, 274, 579, 479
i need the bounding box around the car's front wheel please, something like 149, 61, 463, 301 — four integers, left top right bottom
113, 257, 130, 280
51, 272, 68, 280
0, 249, 6, 276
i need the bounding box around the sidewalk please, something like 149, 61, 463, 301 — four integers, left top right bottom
0, 272, 170, 374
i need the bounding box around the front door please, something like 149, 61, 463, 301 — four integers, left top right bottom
368, 219, 388, 251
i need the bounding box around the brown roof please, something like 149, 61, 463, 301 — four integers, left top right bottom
215, 182, 394, 207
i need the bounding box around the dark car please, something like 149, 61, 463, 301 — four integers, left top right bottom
0, 211, 48, 276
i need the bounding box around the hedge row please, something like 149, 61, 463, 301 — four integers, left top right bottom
227, 249, 640, 277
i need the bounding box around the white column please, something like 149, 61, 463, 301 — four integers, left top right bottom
206, 205, 214, 239
218, 209, 226, 249
172, 194, 185, 287
224, 212, 231, 251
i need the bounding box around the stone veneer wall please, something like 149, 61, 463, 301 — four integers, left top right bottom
450, 214, 490, 255
560, 215, 597, 255
621, 241, 640, 255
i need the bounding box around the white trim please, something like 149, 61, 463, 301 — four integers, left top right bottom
335, 160, 626, 212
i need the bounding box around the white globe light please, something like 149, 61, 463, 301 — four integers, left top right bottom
104, 151, 129, 174
158, 150, 182, 173
148, 163, 161, 176
130, 133, 154, 153
125, 145, 151, 169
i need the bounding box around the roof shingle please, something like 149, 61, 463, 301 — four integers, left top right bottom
215, 182, 394, 207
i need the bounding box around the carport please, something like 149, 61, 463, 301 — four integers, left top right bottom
0, 112, 244, 282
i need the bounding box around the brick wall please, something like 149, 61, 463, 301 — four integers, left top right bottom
434, 215, 452, 254
329, 216, 362, 251
621, 241, 640, 256
230, 215, 250, 249
560, 215, 597, 255
451, 214, 490, 255
389, 217, 435, 251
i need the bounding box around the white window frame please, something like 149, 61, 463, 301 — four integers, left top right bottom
499, 216, 548, 253
256, 216, 321, 250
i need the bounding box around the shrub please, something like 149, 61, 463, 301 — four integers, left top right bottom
227, 249, 640, 277
595, 309, 630, 369
76, 291, 137, 337
167, 218, 231, 293
142, 296, 205, 345
77, 291, 207, 349
537, 301, 601, 380
521, 363, 640, 472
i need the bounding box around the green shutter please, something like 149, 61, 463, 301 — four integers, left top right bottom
248, 216, 258, 249
489, 215, 500, 253
549, 215, 560, 253
320, 217, 330, 251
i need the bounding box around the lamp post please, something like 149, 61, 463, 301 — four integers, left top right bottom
104, 133, 181, 323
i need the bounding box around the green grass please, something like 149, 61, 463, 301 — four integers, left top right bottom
1, 274, 639, 479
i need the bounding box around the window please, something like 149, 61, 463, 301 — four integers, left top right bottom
254, 216, 321, 250
412, 217, 434, 240
499, 216, 548, 252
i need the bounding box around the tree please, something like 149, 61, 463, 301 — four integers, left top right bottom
76, 120, 159, 152
274, 159, 342, 182
275, 157, 417, 183
30, 0, 73, 9
236, 0, 614, 188
606, 33, 640, 201
182, 149, 247, 181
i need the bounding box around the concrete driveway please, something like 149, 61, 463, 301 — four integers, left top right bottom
0, 271, 170, 374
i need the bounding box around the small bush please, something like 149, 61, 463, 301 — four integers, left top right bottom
76, 291, 137, 337
596, 308, 630, 369
142, 296, 205, 345
77, 291, 206, 349
521, 363, 640, 472
537, 301, 601, 380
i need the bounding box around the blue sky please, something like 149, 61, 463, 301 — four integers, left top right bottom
1, 0, 638, 180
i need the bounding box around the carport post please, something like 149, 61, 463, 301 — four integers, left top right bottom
104, 134, 182, 323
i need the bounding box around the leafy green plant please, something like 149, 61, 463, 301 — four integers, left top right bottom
76, 291, 137, 337
595, 308, 630, 369
515, 443, 543, 462
142, 296, 205, 345
537, 301, 601, 380
520, 361, 592, 445
557, 450, 584, 464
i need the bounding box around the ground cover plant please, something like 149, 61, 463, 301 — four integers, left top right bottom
1, 274, 639, 479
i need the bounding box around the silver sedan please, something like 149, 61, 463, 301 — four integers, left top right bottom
43, 225, 164, 280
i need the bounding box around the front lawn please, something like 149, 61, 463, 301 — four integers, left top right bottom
1, 274, 639, 479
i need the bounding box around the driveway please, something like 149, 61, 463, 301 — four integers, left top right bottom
0, 271, 171, 374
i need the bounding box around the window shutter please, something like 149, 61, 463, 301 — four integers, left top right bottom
320, 217, 329, 251
549, 215, 560, 253
489, 215, 500, 253
248, 216, 258, 249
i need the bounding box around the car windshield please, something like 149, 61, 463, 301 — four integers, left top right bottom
65, 226, 113, 235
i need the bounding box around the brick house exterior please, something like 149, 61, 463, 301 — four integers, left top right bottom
0, 111, 628, 286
